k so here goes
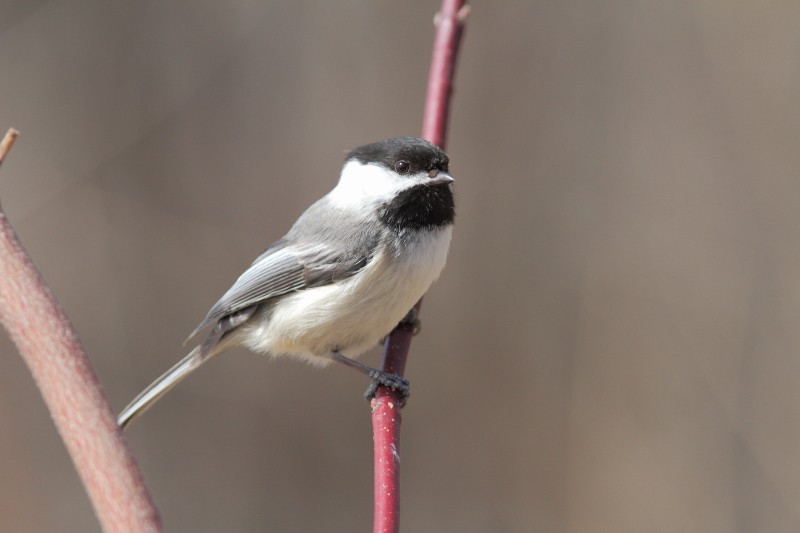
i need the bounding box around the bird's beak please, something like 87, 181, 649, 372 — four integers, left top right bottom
427, 173, 454, 186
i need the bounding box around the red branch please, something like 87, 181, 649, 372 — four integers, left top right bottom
0, 129, 162, 532
370, 2, 469, 532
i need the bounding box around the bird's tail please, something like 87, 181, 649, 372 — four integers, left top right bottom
117, 345, 211, 429
118, 307, 257, 429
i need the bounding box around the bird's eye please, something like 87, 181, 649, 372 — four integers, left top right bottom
394, 160, 411, 174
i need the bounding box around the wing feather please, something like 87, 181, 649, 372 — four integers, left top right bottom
186, 198, 383, 343
195, 248, 307, 332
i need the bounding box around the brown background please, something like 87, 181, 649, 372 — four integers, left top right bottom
1, 1, 799, 531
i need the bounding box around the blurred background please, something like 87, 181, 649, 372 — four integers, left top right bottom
1, 1, 799, 531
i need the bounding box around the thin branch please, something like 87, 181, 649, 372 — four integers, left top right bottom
370, 3, 469, 532
0, 127, 18, 164
0, 128, 162, 532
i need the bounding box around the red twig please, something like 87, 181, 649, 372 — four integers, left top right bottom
0, 129, 162, 532
371, 2, 469, 532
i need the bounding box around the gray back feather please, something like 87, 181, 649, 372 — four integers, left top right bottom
188, 196, 383, 339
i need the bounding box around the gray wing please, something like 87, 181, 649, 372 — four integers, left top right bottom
184, 242, 302, 341
187, 199, 382, 341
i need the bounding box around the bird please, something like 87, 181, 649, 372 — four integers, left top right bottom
117, 137, 455, 428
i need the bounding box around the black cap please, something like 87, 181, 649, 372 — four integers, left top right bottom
347, 137, 449, 176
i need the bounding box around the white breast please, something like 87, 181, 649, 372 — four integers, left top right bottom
240, 225, 453, 365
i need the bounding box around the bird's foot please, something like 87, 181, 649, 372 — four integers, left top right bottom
364, 370, 410, 407
400, 307, 421, 336
377, 308, 422, 346
331, 350, 410, 407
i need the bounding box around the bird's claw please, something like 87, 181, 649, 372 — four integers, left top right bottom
364, 370, 410, 407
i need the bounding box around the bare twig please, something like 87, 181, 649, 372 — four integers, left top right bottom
370, 2, 469, 532
0, 128, 162, 532
0, 127, 18, 164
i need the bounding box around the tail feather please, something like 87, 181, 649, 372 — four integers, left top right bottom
118, 306, 258, 429
117, 345, 207, 428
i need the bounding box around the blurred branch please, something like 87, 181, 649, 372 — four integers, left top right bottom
371, 2, 469, 532
0, 128, 162, 532
0, 127, 18, 163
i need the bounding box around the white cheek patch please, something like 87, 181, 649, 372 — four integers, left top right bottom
328, 161, 426, 209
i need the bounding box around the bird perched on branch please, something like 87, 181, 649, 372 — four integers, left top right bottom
118, 137, 455, 428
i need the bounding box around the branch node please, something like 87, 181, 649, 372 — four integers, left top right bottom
457, 5, 472, 23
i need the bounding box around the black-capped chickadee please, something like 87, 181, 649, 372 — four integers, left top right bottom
118, 137, 455, 428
